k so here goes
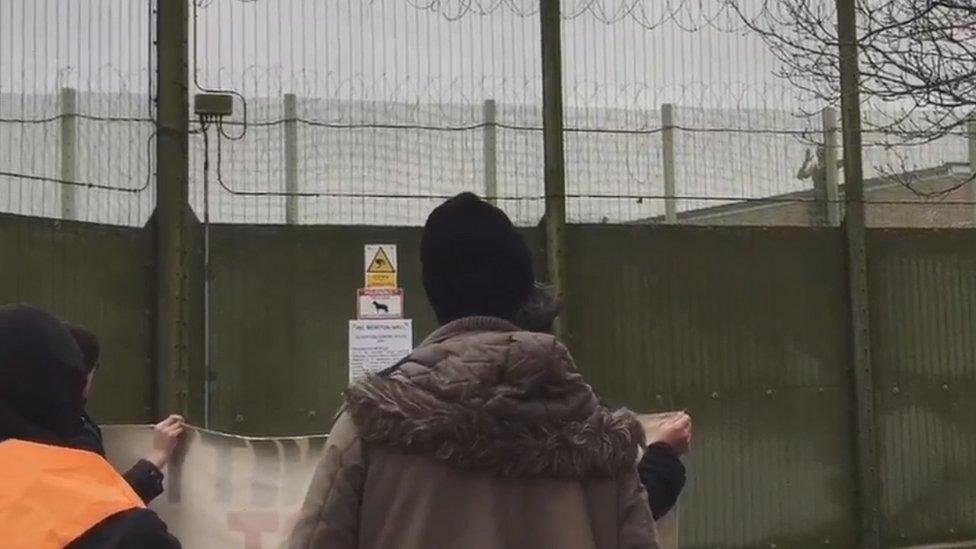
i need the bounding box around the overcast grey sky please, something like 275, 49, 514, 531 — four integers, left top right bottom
1, 0, 794, 113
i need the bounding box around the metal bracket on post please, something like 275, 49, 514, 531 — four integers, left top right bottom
60, 87, 78, 221
483, 99, 498, 204
822, 107, 842, 226
284, 94, 299, 224
662, 104, 677, 223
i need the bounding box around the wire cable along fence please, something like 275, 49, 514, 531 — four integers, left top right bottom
2, 0, 972, 227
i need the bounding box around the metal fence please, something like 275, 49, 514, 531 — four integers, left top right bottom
2, 1, 976, 548
3, 90, 970, 226
3, 0, 973, 227
0, 0, 156, 226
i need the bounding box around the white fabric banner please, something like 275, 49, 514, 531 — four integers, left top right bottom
103, 425, 326, 549
103, 421, 678, 549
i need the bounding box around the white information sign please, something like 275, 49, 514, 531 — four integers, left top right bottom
348, 319, 413, 382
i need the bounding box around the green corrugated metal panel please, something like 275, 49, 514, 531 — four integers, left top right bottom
564, 224, 857, 548
184, 216, 207, 424
206, 226, 426, 434
869, 230, 976, 547
0, 213, 154, 423
6, 211, 976, 548
206, 224, 543, 435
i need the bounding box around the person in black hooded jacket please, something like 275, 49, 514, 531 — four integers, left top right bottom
0, 304, 180, 549
66, 323, 185, 504
512, 283, 689, 520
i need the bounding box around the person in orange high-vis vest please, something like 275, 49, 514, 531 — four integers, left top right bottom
0, 304, 180, 549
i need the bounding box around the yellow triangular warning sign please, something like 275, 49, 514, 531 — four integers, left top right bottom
367, 247, 396, 273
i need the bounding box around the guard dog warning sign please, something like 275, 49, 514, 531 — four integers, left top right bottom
364, 244, 397, 288
357, 288, 404, 319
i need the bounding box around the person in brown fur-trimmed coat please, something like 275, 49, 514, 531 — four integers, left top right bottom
288, 193, 659, 549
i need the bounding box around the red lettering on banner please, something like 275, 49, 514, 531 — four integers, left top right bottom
227, 510, 279, 549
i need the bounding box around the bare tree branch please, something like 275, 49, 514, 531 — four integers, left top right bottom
728, 0, 976, 197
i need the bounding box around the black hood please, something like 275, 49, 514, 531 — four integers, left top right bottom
0, 304, 86, 443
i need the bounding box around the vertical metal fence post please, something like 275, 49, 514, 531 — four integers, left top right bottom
836, 0, 881, 546
60, 87, 78, 220
662, 103, 677, 223
284, 93, 299, 224
540, 0, 567, 333
822, 107, 842, 226
967, 117, 976, 225
483, 99, 498, 204
968, 116, 976, 174
155, 0, 191, 420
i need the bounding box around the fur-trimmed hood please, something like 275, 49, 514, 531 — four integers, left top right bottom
344, 317, 644, 479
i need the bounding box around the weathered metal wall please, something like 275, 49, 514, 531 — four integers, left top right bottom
0, 213, 154, 423
564, 225, 858, 548
206, 226, 433, 435
205, 224, 544, 434
3, 213, 975, 547
869, 230, 976, 547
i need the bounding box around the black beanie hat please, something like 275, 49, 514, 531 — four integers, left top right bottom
422, 193, 534, 324
0, 304, 86, 441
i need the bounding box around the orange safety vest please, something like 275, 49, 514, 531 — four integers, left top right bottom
0, 438, 145, 549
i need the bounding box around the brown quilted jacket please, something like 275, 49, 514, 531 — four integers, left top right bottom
288, 317, 659, 549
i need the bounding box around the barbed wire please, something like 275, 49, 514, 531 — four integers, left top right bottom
191, 0, 784, 33
99, 69, 808, 108
8, 72, 962, 141
336, 0, 765, 32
